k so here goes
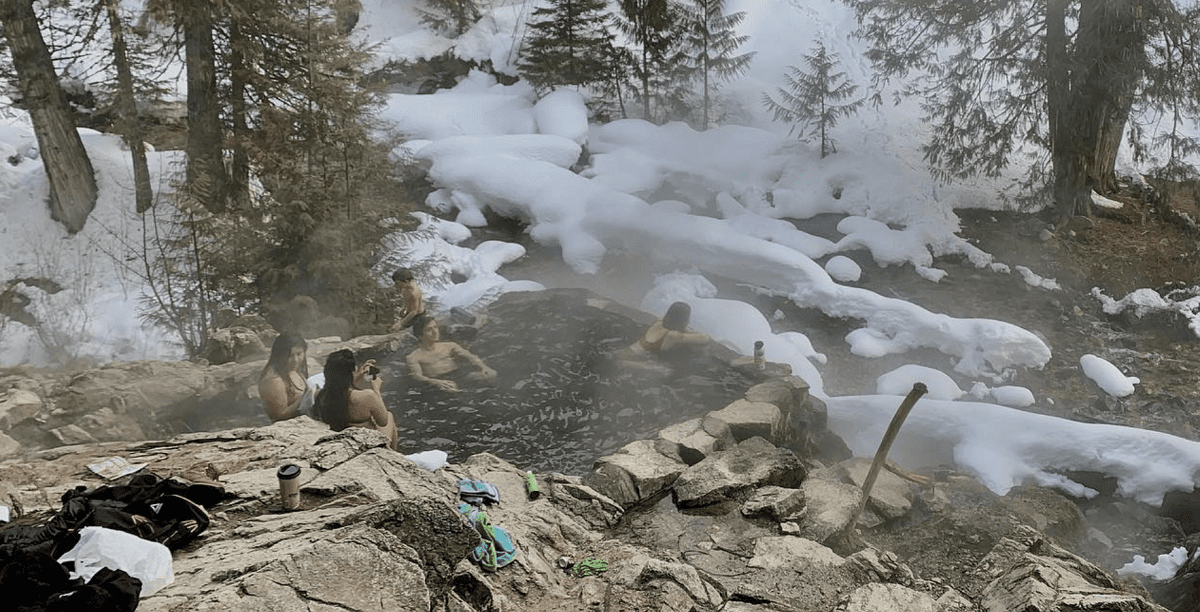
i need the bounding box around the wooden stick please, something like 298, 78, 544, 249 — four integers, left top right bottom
845, 382, 928, 534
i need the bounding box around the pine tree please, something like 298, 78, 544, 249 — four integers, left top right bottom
517, 0, 617, 92
417, 0, 480, 38
846, 0, 1200, 223
761, 42, 864, 158
617, 0, 690, 123
679, 0, 754, 129
205, 0, 398, 334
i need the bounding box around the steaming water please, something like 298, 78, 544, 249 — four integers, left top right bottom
370, 289, 762, 475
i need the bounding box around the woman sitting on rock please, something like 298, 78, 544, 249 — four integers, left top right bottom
621, 301, 709, 360
314, 349, 398, 450
258, 332, 313, 422
405, 315, 497, 392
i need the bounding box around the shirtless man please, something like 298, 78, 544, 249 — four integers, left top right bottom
406, 315, 496, 392
389, 267, 426, 332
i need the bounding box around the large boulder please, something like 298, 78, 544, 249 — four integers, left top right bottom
977, 525, 1170, 612
201, 325, 269, 365
702, 399, 782, 443
655, 417, 735, 466
0, 388, 40, 430
834, 582, 936, 612
799, 475, 871, 544
741, 485, 805, 522
839, 457, 914, 523
672, 437, 805, 508
584, 439, 686, 508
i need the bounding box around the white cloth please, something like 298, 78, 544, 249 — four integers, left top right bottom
58, 526, 174, 596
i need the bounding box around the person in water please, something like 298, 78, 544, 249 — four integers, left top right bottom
406, 314, 496, 392
314, 349, 398, 450
389, 267, 426, 332
258, 332, 313, 421
621, 301, 709, 359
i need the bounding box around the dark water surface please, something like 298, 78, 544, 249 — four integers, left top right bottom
369, 289, 761, 475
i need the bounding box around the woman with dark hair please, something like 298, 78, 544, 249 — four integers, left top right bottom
621, 301, 709, 360
259, 332, 312, 421
314, 349, 398, 450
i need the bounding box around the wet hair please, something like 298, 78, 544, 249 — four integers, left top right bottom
260, 332, 308, 381
661, 302, 691, 332
315, 349, 355, 431
391, 267, 414, 284
411, 313, 436, 339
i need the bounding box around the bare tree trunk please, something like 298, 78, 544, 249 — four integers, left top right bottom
0, 0, 98, 234
182, 0, 227, 212
104, 0, 153, 213
228, 20, 251, 209
1046, 0, 1090, 226
1077, 0, 1145, 195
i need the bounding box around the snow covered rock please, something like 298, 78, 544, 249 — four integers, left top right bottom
1080, 354, 1139, 397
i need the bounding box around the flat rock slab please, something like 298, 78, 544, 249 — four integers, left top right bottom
673, 437, 803, 508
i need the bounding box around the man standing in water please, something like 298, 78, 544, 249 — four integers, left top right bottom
406, 314, 496, 392
389, 267, 426, 332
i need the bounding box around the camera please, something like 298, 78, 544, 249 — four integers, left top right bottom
367, 365, 380, 378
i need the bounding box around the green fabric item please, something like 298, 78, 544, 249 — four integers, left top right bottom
572, 558, 609, 577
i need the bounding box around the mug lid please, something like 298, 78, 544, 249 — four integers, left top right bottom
277, 464, 302, 479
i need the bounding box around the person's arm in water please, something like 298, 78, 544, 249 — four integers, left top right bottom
406, 351, 460, 392
259, 376, 301, 421
449, 343, 496, 380
662, 329, 709, 350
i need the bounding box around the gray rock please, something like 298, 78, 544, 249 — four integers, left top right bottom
0, 432, 19, 458
0, 388, 41, 430
744, 376, 809, 411
637, 558, 719, 607
840, 457, 913, 522
800, 476, 870, 544
845, 548, 913, 586
835, 582, 936, 612
977, 525, 1170, 612
202, 325, 268, 365
584, 439, 686, 508
673, 437, 804, 508
741, 485, 805, 521
656, 418, 732, 466
50, 423, 96, 445
703, 399, 782, 443
747, 536, 845, 571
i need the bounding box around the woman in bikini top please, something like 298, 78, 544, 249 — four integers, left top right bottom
259, 332, 311, 422
314, 349, 398, 450
628, 302, 709, 357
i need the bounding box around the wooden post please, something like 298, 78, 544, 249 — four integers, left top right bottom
845, 382, 928, 535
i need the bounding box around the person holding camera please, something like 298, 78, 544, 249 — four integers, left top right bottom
314, 349, 398, 450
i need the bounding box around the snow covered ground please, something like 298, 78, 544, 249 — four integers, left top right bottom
1, 0, 1199, 576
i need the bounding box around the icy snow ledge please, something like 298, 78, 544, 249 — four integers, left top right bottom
1093, 286, 1200, 340
417, 133, 1050, 378
828, 394, 1200, 506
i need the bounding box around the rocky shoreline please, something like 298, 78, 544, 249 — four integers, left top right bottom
0, 289, 1193, 611
0, 368, 1183, 611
